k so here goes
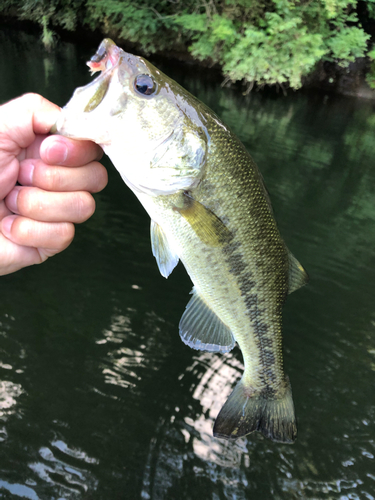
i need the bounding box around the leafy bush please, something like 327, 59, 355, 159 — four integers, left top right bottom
84, 0, 180, 53
175, 0, 370, 89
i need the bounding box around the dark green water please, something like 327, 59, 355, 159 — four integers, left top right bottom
1, 26, 375, 500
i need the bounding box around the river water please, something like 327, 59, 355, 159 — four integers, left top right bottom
0, 25, 374, 500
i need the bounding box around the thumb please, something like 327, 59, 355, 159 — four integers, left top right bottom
0, 93, 60, 152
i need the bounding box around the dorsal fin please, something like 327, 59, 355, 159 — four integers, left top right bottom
179, 287, 236, 353
150, 220, 179, 278
288, 251, 308, 294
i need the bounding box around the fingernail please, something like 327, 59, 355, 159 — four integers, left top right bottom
6, 187, 21, 213
19, 160, 35, 186
45, 140, 68, 165
1, 215, 16, 238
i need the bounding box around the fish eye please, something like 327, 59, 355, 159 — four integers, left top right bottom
134, 74, 157, 96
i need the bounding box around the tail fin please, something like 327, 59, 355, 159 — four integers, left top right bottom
213, 378, 297, 443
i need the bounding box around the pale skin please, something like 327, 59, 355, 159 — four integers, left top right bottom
0, 93, 108, 275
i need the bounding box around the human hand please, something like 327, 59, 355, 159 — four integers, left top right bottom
0, 93, 108, 276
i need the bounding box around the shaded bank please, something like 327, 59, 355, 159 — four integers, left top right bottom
2, 0, 375, 98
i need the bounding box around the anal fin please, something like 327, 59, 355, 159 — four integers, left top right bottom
179, 287, 236, 353
150, 220, 179, 278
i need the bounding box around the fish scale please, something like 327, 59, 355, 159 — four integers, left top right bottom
197, 125, 287, 389
55, 38, 308, 443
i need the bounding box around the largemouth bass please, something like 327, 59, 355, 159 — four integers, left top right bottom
55, 39, 308, 443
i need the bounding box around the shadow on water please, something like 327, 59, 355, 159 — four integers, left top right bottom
0, 25, 375, 499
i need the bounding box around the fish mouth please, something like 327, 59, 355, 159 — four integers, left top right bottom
51, 39, 123, 135
86, 38, 121, 75
81, 39, 123, 113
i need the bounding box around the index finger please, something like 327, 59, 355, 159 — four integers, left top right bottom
0, 93, 61, 149
40, 135, 104, 167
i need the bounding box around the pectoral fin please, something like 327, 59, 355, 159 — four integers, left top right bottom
150, 220, 179, 278
179, 287, 236, 353
175, 193, 232, 247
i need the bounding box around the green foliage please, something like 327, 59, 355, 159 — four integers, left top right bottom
1, 0, 375, 90
176, 0, 371, 89
221, 15, 327, 89
175, 13, 237, 61
365, 0, 375, 19
0, 0, 82, 49
0, 0, 82, 30
41, 14, 55, 50
327, 27, 369, 64
84, 0, 185, 54
366, 47, 375, 89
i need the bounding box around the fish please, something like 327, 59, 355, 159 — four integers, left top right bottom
55, 39, 308, 443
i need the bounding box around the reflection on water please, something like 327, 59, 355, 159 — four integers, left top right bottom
186, 353, 246, 467
188, 354, 247, 467
0, 481, 39, 500
99, 312, 141, 390
1, 24, 375, 500
95, 310, 169, 394
141, 353, 250, 500
0, 380, 23, 417
29, 440, 98, 496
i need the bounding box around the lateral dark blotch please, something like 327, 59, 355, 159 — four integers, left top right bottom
263, 348, 276, 366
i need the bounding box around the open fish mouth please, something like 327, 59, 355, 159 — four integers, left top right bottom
51, 39, 123, 136
82, 39, 122, 113
86, 38, 121, 75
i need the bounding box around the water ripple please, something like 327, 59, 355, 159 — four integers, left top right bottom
28, 440, 98, 498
